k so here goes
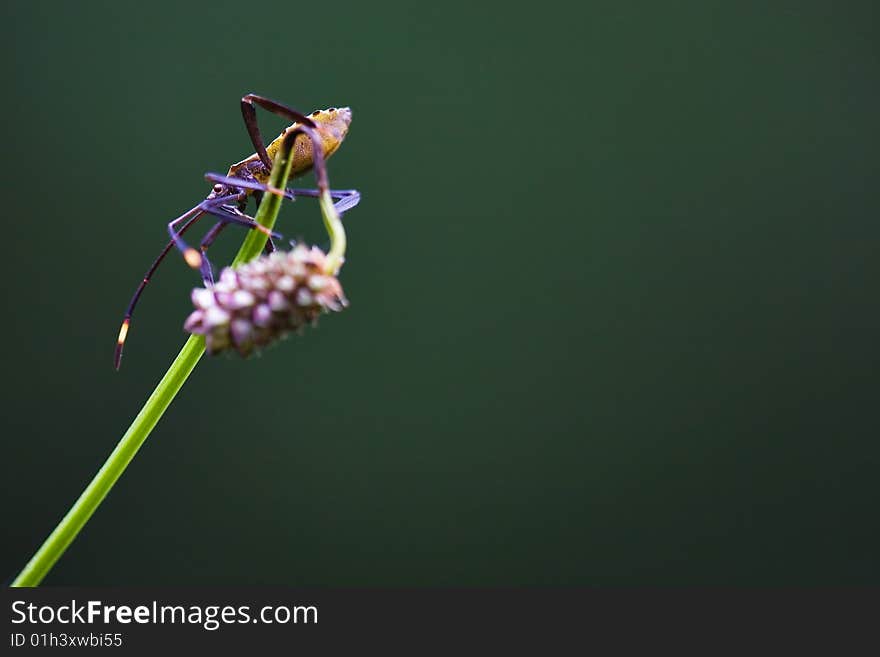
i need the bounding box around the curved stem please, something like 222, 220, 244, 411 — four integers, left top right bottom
11, 140, 298, 587
12, 336, 204, 586
320, 189, 347, 274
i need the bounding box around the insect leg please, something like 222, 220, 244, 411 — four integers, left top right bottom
237, 188, 274, 252
198, 203, 284, 240
167, 193, 273, 270
205, 173, 360, 214
288, 188, 361, 214
240, 94, 317, 169
204, 173, 293, 200
195, 202, 285, 280
193, 218, 274, 286
167, 205, 209, 270
196, 221, 229, 286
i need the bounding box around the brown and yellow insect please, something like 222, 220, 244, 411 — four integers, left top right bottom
114, 94, 360, 370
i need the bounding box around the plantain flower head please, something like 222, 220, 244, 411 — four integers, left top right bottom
184, 244, 347, 356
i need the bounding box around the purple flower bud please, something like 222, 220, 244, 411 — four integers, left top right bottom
184, 244, 347, 356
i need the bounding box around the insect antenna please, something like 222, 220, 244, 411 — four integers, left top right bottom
114, 209, 206, 370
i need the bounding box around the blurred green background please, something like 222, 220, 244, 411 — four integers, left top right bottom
2, 1, 877, 585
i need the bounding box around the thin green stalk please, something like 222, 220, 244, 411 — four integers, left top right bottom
11, 143, 297, 587
320, 188, 346, 274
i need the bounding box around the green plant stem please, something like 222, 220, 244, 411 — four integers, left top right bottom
320, 189, 347, 274
11, 143, 297, 587
11, 336, 205, 587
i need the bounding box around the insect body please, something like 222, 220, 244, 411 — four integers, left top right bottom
227, 106, 351, 185
114, 94, 360, 370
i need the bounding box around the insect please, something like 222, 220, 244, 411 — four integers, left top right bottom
114, 94, 360, 370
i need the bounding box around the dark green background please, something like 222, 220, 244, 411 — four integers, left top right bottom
2, 1, 877, 585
